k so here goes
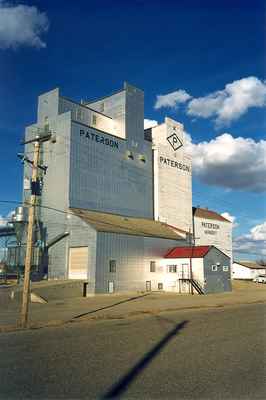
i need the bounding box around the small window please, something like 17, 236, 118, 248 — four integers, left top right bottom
211, 265, 218, 272
109, 260, 116, 273
223, 265, 229, 272
150, 261, 156, 272
77, 109, 82, 120
92, 114, 97, 125
168, 265, 177, 273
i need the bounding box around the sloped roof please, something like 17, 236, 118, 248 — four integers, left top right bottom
70, 208, 187, 240
165, 245, 211, 259
193, 207, 231, 223
234, 261, 266, 270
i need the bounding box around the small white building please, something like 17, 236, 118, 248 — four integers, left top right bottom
232, 261, 266, 280
164, 245, 231, 294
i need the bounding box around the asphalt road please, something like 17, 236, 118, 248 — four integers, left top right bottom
0, 303, 265, 399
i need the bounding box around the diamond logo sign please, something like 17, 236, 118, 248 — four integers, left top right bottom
167, 133, 183, 151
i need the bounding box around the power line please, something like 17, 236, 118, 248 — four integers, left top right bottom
21, 131, 264, 221
0, 200, 265, 257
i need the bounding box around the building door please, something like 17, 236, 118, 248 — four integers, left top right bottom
146, 281, 151, 292
108, 281, 114, 293
68, 247, 88, 279
179, 263, 190, 293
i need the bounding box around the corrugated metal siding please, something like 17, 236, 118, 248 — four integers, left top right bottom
69, 121, 153, 218
96, 232, 145, 293
38, 112, 71, 279
203, 247, 231, 293
96, 233, 185, 293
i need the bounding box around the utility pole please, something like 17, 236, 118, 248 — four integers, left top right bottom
20, 133, 50, 328
189, 228, 194, 295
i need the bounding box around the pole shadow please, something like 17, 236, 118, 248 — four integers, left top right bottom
72, 293, 151, 320
102, 319, 188, 399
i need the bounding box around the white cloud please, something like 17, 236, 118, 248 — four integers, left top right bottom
250, 221, 266, 241
154, 89, 191, 109
187, 91, 226, 119
144, 119, 158, 129
188, 77, 266, 126
191, 133, 266, 192
0, 1, 49, 49
233, 221, 266, 257
155, 77, 266, 126
221, 212, 238, 228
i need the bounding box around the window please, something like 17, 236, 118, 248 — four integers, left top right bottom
150, 261, 156, 272
77, 109, 84, 122
211, 265, 218, 272
168, 265, 177, 273
109, 260, 116, 273
92, 114, 97, 125
223, 265, 229, 272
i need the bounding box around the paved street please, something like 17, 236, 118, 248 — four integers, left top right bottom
0, 302, 265, 399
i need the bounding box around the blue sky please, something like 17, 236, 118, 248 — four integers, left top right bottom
0, 0, 265, 259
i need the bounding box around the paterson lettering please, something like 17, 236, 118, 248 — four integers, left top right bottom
159, 156, 190, 173
202, 222, 220, 230
80, 129, 119, 149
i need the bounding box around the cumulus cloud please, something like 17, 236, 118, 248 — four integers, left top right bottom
187, 77, 266, 126
155, 77, 266, 126
144, 119, 158, 129
250, 221, 266, 241
0, 1, 49, 49
191, 133, 266, 192
233, 221, 266, 257
221, 212, 238, 228
154, 89, 191, 109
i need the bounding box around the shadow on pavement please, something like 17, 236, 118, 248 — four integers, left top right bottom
102, 319, 188, 399
72, 293, 151, 320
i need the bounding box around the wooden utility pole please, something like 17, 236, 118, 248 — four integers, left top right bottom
19, 131, 51, 328
189, 228, 194, 295
20, 138, 40, 328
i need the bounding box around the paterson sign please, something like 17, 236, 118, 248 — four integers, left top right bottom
201, 221, 220, 235
80, 129, 119, 149
159, 156, 190, 173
